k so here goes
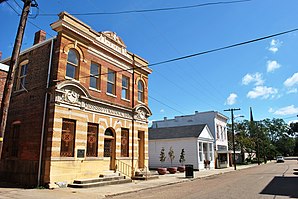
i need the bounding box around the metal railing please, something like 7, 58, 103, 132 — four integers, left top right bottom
116, 159, 133, 178
116, 159, 150, 180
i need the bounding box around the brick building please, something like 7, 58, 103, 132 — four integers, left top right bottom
0, 12, 152, 187
0, 63, 8, 106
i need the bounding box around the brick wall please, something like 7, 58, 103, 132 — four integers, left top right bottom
0, 70, 7, 105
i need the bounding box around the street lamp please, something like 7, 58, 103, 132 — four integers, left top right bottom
224, 108, 242, 170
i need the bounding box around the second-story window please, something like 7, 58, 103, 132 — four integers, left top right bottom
90, 62, 100, 90
66, 49, 79, 79
107, 69, 116, 95
15, 63, 28, 91
121, 76, 129, 100
138, 80, 144, 102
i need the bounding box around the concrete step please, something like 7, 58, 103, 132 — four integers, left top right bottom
132, 171, 159, 180
68, 178, 132, 188
73, 175, 125, 184
131, 175, 159, 180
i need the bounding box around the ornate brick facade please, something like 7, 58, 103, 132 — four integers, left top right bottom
0, 12, 152, 187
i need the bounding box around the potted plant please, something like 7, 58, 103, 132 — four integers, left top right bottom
167, 146, 177, 174
157, 147, 167, 175
178, 148, 186, 172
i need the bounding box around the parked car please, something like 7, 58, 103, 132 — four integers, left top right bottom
276, 156, 284, 163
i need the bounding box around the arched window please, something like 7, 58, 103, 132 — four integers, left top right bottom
138, 80, 144, 102
66, 49, 79, 79
105, 128, 114, 137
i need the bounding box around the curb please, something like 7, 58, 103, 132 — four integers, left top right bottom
105, 164, 259, 198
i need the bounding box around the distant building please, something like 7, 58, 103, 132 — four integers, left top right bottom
149, 124, 214, 170
0, 12, 152, 187
0, 63, 8, 105
151, 111, 229, 168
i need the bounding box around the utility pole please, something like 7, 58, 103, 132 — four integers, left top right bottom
0, 0, 33, 157
224, 108, 240, 170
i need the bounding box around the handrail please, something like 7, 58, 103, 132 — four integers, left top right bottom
116, 159, 133, 178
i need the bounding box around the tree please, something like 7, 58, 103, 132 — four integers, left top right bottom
179, 148, 185, 166
159, 147, 166, 167
228, 118, 296, 161
168, 146, 175, 167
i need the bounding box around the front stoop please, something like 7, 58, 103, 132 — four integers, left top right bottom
131, 171, 159, 181
68, 175, 132, 188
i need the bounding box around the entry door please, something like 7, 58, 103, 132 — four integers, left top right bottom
138, 131, 145, 169
104, 139, 115, 170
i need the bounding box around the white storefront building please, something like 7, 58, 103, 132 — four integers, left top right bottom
149, 124, 214, 170
150, 111, 230, 168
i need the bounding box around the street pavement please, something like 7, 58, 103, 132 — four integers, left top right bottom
0, 163, 261, 199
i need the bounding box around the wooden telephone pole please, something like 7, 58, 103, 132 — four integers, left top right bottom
0, 0, 33, 157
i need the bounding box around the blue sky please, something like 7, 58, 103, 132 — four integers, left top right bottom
0, 0, 298, 125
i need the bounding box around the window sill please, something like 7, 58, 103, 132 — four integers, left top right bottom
89, 87, 101, 93
85, 157, 104, 160
117, 157, 131, 160
137, 100, 145, 104
65, 76, 79, 82
106, 92, 117, 98
121, 98, 130, 102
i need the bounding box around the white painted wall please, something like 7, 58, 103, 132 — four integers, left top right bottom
149, 137, 215, 170
149, 138, 199, 169
151, 111, 228, 150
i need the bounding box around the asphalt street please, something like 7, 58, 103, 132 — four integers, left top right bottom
0, 160, 297, 199
109, 160, 298, 199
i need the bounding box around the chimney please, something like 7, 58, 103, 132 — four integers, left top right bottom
164, 117, 167, 121
34, 30, 46, 45
0, 51, 2, 60
195, 111, 198, 114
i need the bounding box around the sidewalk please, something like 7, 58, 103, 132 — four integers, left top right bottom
0, 164, 259, 199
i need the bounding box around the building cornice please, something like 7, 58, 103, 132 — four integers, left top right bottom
51, 11, 152, 74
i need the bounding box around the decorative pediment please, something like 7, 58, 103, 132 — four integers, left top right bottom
54, 81, 132, 119
101, 31, 126, 47
95, 31, 128, 57
134, 104, 152, 122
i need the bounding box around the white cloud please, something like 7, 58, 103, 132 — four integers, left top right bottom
242, 73, 264, 86
160, 109, 165, 113
247, 86, 278, 99
267, 60, 281, 73
284, 72, 298, 87
268, 39, 282, 53
268, 108, 274, 113
226, 93, 237, 105
287, 88, 297, 94
272, 105, 298, 116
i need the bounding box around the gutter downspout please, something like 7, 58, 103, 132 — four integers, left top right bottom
131, 54, 135, 177
38, 38, 54, 187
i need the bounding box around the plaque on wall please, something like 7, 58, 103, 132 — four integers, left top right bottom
77, 149, 85, 158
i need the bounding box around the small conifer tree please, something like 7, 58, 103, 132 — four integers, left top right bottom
159, 147, 166, 167
168, 146, 175, 167
179, 148, 186, 166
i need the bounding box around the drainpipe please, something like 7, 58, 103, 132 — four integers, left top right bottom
37, 38, 54, 187
131, 55, 135, 177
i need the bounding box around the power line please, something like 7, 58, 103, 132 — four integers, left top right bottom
12, 0, 21, 9
5, 0, 19, 15
149, 28, 298, 67
149, 95, 185, 115
79, 27, 298, 79
5, 1, 54, 37
27, 20, 54, 37
38, 0, 251, 16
